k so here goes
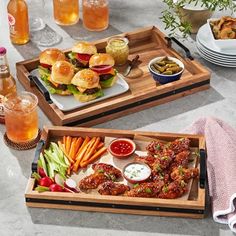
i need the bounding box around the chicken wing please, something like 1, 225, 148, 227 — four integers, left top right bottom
146, 140, 165, 155
134, 154, 156, 167
168, 138, 190, 154
170, 166, 199, 182
170, 150, 190, 170
158, 180, 187, 199
79, 172, 110, 190
125, 181, 164, 198
92, 163, 122, 179
151, 150, 174, 172
98, 181, 130, 196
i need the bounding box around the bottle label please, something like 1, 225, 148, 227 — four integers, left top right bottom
0, 95, 5, 117
8, 13, 16, 35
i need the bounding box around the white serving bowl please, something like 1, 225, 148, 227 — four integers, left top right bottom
207, 18, 236, 51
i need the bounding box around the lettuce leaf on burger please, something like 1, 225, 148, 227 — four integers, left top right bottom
68, 69, 104, 102
67, 42, 97, 71
89, 53, 117, 88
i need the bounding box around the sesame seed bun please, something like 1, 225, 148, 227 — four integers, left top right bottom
72, 42, 97, 55
39, 48, 66, 66
71, 69, 100, 89
51, 61, 74, 85
89, 53, 115, 67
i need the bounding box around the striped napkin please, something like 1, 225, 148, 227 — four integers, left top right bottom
184, 117, 236, 233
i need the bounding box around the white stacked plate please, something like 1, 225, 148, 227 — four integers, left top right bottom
196, 23, 236, 67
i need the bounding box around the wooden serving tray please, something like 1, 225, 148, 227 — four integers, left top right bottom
25, 126, 206, 218
16, 26, 211, 126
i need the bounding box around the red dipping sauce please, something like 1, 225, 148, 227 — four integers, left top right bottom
108, 138, 136, 159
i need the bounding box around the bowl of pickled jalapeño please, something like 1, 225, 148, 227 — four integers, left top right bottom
148, 56, 184, 84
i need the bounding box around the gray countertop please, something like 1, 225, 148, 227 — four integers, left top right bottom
0, 0, 236, 235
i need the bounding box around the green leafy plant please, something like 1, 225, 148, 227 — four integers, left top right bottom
161, 0, 236, 37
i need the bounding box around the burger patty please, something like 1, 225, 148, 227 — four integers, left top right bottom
51, 83, 68, 91
85, 88, 99, 95
100, 74, 113, 81
70, 58, 87, 68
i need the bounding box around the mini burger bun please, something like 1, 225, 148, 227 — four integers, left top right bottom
71, 69, 100, 89
89, 53, 115, 68
72, 42, 97, 55
39, 48, 66, 66
51, 61, 74, 85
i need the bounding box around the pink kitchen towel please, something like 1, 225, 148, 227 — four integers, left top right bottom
184, 117, 236, 233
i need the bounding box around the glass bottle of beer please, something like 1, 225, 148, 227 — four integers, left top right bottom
7, 0, 29, 45
0, 47, 17, 123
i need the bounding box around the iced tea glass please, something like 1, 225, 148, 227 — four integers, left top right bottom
53, 0, 79, 25
83, 0, 109, 31
4, 92, 39, 143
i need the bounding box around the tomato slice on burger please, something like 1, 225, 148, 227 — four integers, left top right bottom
76, 53, 92, 62
40, 63, 52, 70
91, 65, 112, 74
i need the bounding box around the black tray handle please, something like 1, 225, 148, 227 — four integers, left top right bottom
199, 149, 206, 189
31, 139, 45, 174
165, 37, 194, 60
28, 75, 53, 104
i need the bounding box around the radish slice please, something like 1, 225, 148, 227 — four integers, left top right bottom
54, 173, 65, 186
65, 178, 77, 189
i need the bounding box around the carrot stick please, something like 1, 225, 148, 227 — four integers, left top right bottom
82, 137, 100, 163
80, 147, 107, 168
75, 136, 90, 160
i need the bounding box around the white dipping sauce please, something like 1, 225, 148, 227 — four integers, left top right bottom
124, 163, 151, 181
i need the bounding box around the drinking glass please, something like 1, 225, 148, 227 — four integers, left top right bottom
53, 0, 79, 25
82, 0, 109, 31
4, 92, 39, 143
27, 0, 62, 47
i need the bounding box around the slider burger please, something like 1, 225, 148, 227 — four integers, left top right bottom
89, 53, 117, 88
68, 42, 97, 70
69, 69, 104, 102
49, 61, 74, 95
38, 48, 66, 82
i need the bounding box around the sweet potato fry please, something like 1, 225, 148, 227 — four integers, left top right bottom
96, 142, 104, 151
73, 137, 83, 159
65, 136, 72, 154
63, 136, 66, 145
84, 137, 97, 158
80, 146, 107, 168
75, 136, 90, 160
68, 138, 76, 159
82, 137, 100, 163
73, 139, 93, 172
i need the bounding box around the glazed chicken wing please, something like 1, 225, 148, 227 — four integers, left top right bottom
170, 150, 190, 170
98, 181, 130, 196
134, 154, 156, 167
170, 167, 199, 182
146, 140, 165, 155
151, 150, 174, 172
168, 138, 190, 154
151, 170, 170, 184
79, 172, 110, 190
92, 163, 122, 179
125, 181, 164, 198
158, 180, 187, 199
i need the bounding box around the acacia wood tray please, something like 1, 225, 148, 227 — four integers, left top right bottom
16, 26, 211, 126
25, 126, 206, 218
